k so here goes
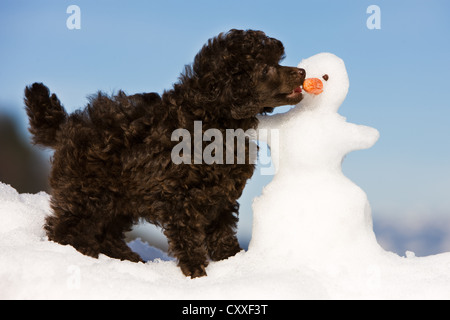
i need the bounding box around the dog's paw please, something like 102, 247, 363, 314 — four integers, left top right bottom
210, 245, 241, 262
180, 263, 207, 279
76, 246, 101, 259
121, 251, 144, 263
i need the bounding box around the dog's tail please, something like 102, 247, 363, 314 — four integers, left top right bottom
24, 83, 68, 148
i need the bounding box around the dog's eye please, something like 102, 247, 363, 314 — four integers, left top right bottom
262, 67, 269, 76
322, 74, 329, 81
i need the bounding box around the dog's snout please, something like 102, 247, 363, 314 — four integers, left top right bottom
297, 68, 306, 79
289, 67, 305, 82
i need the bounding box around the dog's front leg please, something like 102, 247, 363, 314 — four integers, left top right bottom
206, 210, 242, 261
164, 222, 209, 278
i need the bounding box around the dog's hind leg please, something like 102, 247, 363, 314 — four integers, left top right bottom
45, 207, 105, 259
98, 215, 143, 262
45, 205, 142, 263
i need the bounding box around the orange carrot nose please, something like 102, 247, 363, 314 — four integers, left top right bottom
303, 78, 323, 95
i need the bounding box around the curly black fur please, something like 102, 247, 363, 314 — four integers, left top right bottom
24, 29, 305, 278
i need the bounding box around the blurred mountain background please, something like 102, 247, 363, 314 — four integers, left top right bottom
0, 111, 49, 194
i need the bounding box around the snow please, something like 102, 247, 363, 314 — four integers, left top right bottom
2, 53, 450, 299
0, 184, 322, 299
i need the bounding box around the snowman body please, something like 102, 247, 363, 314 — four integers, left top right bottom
249, 53, 384, 268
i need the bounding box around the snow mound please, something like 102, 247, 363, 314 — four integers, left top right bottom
1, 53, 450, 299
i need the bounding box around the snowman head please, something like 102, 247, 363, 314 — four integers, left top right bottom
297, 53, 349, 113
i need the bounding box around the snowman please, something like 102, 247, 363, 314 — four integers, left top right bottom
249, 53, 386, 269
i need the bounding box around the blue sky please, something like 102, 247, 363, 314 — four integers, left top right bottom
1, 0, 449, 244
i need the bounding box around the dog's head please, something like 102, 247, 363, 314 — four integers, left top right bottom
189, 29, 306, 119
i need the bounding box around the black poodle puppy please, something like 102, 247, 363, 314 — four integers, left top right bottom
25, 29, 305, 278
